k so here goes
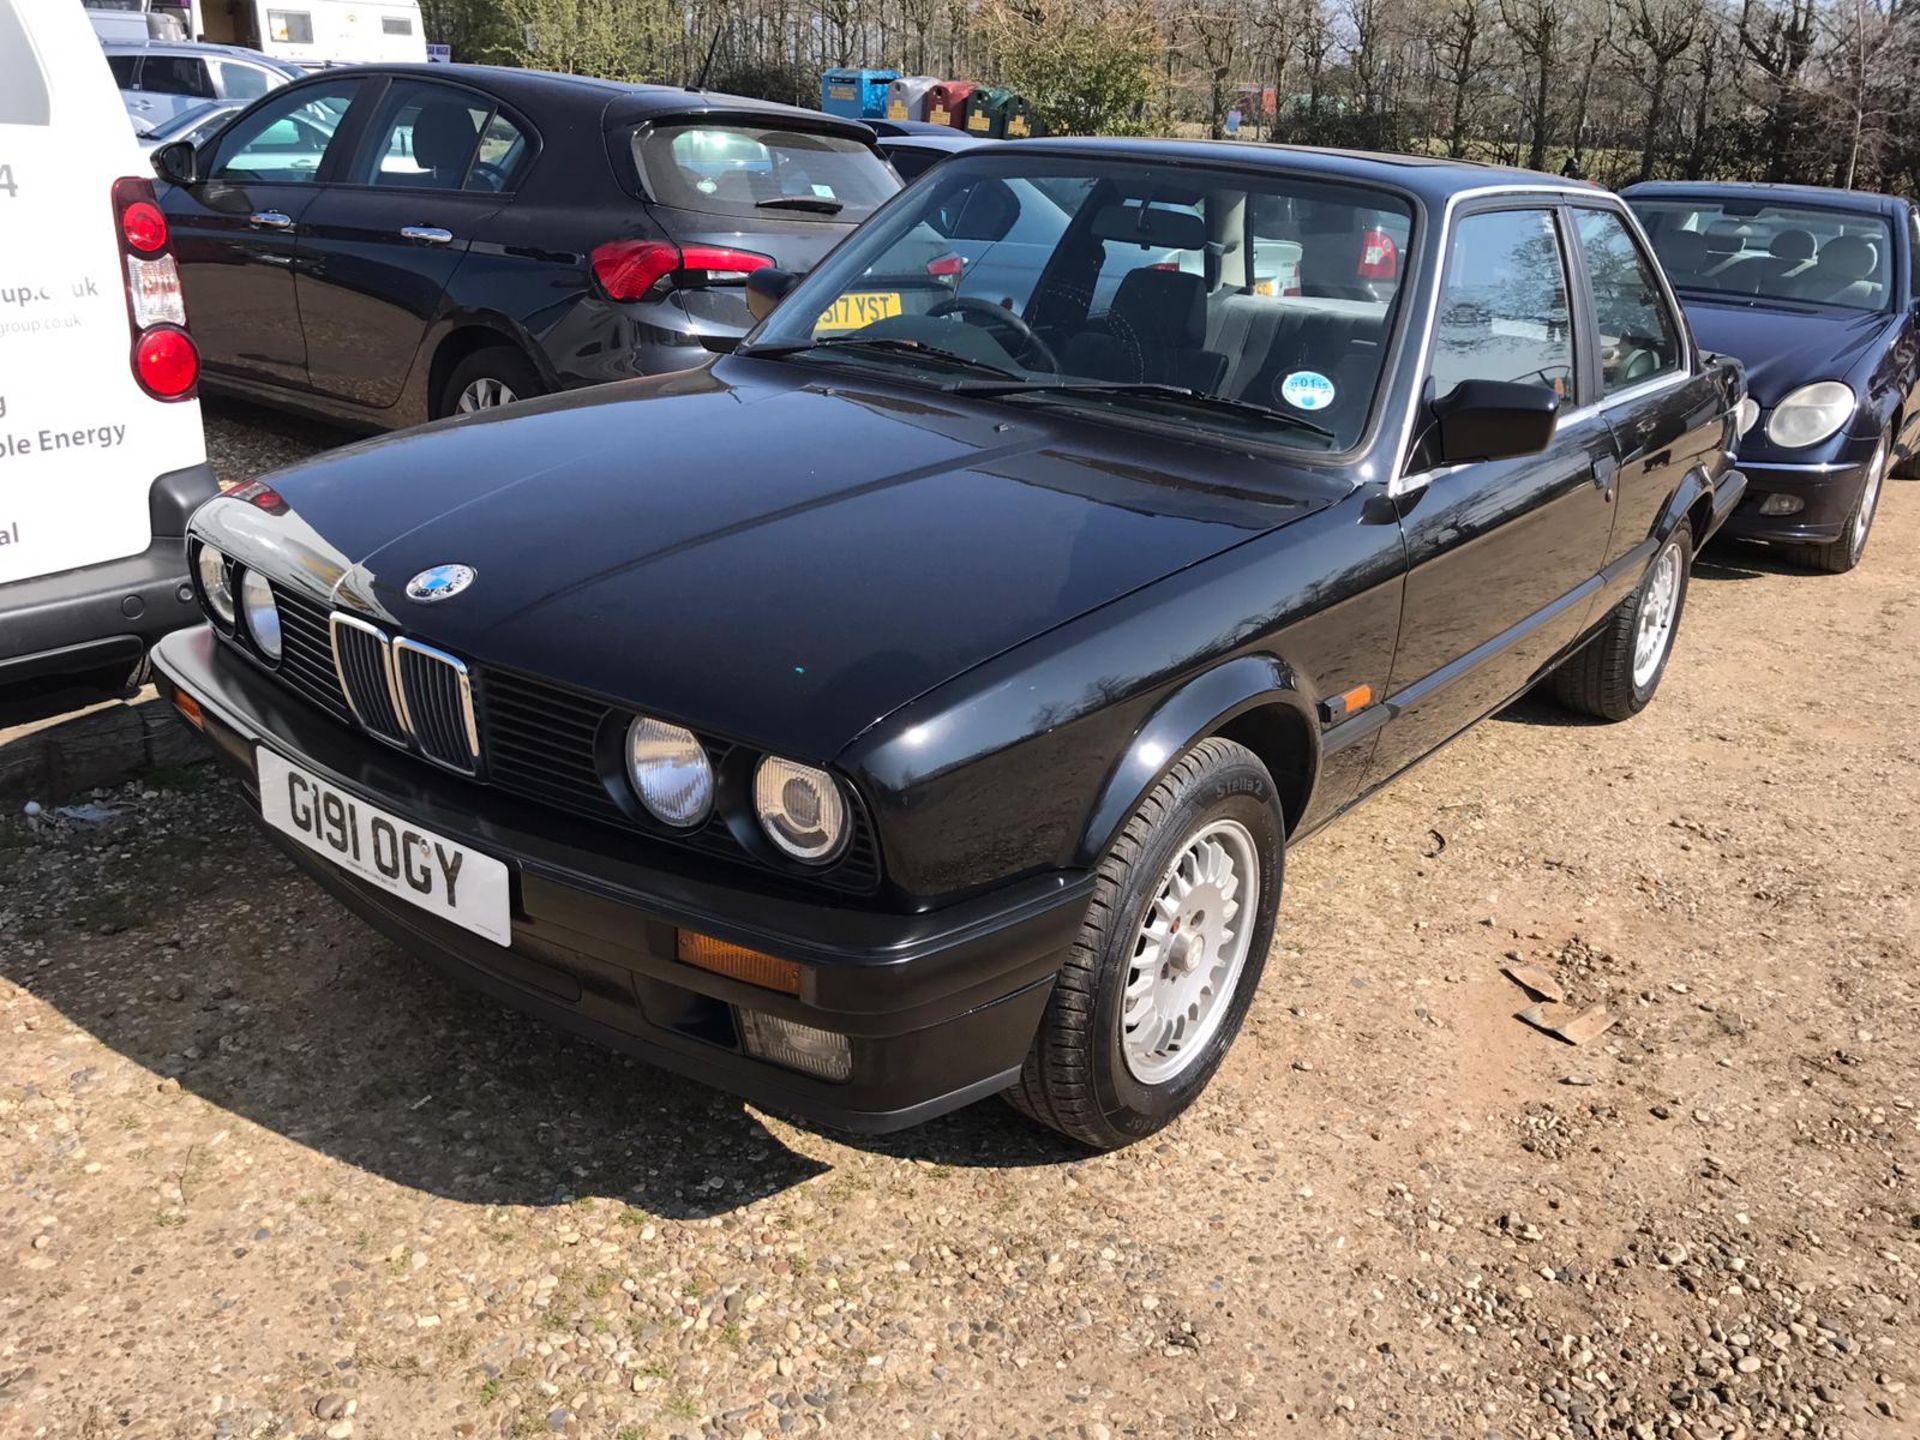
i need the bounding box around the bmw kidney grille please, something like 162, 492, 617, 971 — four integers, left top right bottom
327, 613, 480, 775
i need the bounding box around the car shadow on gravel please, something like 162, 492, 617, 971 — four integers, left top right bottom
1, 796, 1082, 1220
1691, 538, 1813, 582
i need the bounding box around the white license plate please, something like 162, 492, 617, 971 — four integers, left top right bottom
257, 749, 512, 946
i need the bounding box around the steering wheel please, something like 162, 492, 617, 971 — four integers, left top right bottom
926, 295, 1060, 373
468, 160, 513, 193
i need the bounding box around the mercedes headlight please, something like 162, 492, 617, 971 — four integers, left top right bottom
196, 543, 234, 624
754, 756, 847, 863
626, 716, 713, 828
238, 569, 281, 661
1766, 381, 1855, 449
1736, 397, 1759, 437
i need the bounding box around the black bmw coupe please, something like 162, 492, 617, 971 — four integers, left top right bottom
156, 141, 1745, 1148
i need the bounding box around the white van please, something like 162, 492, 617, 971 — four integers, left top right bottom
0, 0, 217, 692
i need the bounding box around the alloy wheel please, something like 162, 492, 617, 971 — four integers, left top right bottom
1851, 437, 1887, 564
1120, 818, 1261, 1085
1631, 543, 1682, 690
456, 376, 518, 413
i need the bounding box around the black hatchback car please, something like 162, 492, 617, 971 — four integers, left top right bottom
154, 142, 1745, 1148
1624, 181, 1920, 573
149, 65, 900, 426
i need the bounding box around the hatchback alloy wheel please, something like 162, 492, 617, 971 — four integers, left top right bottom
456, 377, 518, 413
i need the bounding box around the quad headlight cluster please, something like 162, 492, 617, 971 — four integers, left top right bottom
194, 543, 282, 663
623, 715, 849, 865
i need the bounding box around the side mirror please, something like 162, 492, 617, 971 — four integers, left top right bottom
1430, 379, 1560, 466
151, 140, 200, 187
745, 267, 799, 323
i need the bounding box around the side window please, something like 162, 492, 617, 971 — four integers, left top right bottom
382, 14, 414, 34
354, 82, 487, 190
211, 82, 358, 184
106, 55, 142, 89
215, 60, 275, 101
266, 9, 314, 44
469, 111, 528, 192
142, 56, 215, 99
1430, 208, 1574, 402
1575, 209, 1684, 394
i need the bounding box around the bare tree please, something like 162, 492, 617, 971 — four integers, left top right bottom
1614, 0, 1703, 181
1498, 0, 1566, 172
1437, 0, 1487, 157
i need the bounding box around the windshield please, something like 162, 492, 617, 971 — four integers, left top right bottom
1630, 198, 1895, 312
745, 153, 1414, 453
634, 123, 899, 224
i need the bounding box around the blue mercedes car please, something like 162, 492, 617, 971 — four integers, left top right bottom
1626, 181, 1918, 572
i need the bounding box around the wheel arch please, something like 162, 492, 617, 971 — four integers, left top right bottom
1655, 463, 1714, 555
425, 320, 552, 420
1075, 654, 1319, 870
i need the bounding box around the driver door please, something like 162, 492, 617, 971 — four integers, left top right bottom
1368, 203, 1619, 783
163, 77, 367, 390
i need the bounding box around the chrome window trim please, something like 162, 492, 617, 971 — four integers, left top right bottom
1388, 185, 1697, 488
390, 636, 482, 775
327, 612, 410, 752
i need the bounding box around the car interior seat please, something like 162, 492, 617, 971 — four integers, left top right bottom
407, 101, 481, 189
1651, 229, 1711, 286
1061, 267, 1228, 391
1792, 234, 1882, 306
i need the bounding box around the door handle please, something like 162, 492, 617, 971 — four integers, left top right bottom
248, 211, 293, 230
1591, 455, 1619, 496
400, 226, 454, 245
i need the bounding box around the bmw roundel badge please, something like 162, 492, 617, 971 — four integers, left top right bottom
406, 564, 476, 602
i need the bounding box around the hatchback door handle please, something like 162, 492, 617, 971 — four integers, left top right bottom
400, 226, 453, 245
249, 211, 293, 230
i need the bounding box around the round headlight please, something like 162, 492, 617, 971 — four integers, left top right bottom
754, 756, 847, 864
239, 569, 281, 661
626, 716, 712, 828
1766, 381, 1855, 449
196, 544, 234, 624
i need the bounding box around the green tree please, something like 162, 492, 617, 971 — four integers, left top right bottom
981, 0, 1159, 134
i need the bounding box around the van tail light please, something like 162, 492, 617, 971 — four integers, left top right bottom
591, 240, 772, 301
113, 176, 197, 400
1358, 227, 1398, 281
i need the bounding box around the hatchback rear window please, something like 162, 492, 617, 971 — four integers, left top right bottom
634, 123, 899, 223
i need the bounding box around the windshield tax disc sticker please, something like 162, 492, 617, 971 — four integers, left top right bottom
1280, 370, 1336, 411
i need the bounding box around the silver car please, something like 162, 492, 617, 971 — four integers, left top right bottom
103, 38, 300, 129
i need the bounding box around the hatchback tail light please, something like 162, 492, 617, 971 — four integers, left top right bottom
1357, 227, 1398, 281
591, 239, 773, 301
926, 253, 966, 278
112, 176, 197, 399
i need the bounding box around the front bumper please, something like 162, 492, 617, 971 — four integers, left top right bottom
150, 625, 1090, 1133
0, 463, 220, 685
1720, 455, 1869, 545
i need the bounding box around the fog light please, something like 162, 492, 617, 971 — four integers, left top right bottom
1757, 493, 1804, 517
737, 1010, 852, 1082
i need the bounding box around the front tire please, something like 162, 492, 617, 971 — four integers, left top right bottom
1005, 737, 1285, 1149
1549, 520, 1692, 721
1799, 431, 1886, 574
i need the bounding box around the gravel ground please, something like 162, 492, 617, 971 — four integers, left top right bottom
1, 406, 1917, 1440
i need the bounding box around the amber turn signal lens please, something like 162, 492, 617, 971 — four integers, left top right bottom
171, 690, 203, 730
676, 930, 802, 995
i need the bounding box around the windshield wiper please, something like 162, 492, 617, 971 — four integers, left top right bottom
742, 335, 1025, 381
943, 379, 1338, 440
755, 195, 844, 214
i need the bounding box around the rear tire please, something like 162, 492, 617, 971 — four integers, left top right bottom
1549, 521, 1692, 722
1004, 737, 1284, 1150
1798, 432, 1886, 574
438, 345, 544, 420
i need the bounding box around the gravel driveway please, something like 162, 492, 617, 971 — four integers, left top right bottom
2, 399, 1916, 1439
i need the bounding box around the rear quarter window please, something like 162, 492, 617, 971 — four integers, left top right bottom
634, 123, 899, 223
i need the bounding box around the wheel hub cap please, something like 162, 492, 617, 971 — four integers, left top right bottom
1121, 819, 1260, 1086
1853, 438, 1886, 559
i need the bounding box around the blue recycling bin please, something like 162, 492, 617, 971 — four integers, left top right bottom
820, 68, 898, 119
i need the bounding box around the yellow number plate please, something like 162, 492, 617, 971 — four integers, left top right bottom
814, 291, 904, 334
